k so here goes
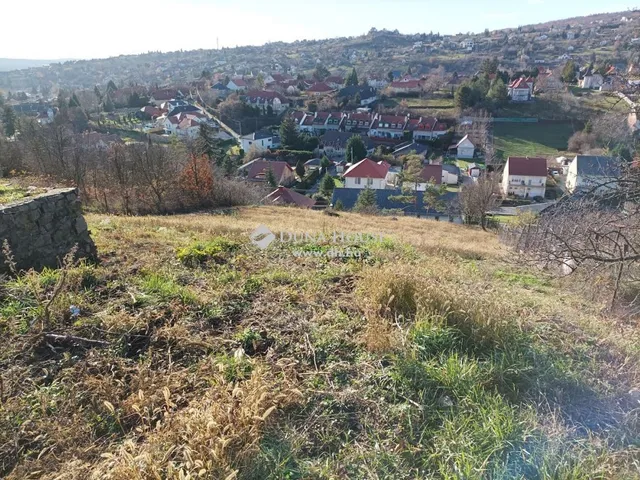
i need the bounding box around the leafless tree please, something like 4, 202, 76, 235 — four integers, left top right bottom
459, 173, 502, 230
501, 164, 640, 311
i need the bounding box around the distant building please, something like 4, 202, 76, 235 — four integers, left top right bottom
566, 155, 619, 194
238, 159, 296, 186
240, 131, 280, 153
342, 158, 391, 189
455, 135, 475, 159
502, 156, 548, 198
263, 187, 316, 208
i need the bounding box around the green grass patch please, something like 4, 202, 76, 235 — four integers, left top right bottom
176, 237, 241, 267
494, 122, 576, 160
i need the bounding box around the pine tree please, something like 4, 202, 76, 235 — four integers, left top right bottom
265, 167, 278, 188
2, 106, 17, 137
353, 187, 378, 214
320, 174, 336, 196
295, 159, 306, 178
107, 80, 118, 94
345, 68, 359, 86
561, 60, 577, 84
345, 135, 367, 164
487, 79, 509, 108
68, 93, 81, 108
280, 117, 300, 149
334, 199, 344, 211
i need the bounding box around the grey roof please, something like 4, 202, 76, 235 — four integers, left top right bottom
320, 131, 376, 150
442, 164, 461, 175
212, 82, 230, 90
574, 155, 620, 177
331, 188, 457, 216
242, 130, 274, 141
393, 142, 429, 157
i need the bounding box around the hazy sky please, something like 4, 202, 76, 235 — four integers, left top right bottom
1, 0, 636, 60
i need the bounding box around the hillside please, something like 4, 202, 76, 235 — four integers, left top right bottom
0, 58, 60, 72
0, 207, 638, 478
2, 9, 640, 91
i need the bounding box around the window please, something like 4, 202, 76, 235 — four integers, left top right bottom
355, 177, 361, 185
367, 178, 373, 186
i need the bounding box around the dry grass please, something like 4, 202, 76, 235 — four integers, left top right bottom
1, 206, 638, 479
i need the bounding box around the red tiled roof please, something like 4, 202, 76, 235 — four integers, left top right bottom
307, 82, 334, 93
231, 79, 248, 87
343, 158, 390, 179
509, 77, 531, 90
347, 112, 373, 122
372, 115, 407, 130
390, 80, 421, 89
506, 157, 547, 176
247, 160, 294, 182
419, 165, 443, 184
264, 187, 316, 208
325, 76, 345, 84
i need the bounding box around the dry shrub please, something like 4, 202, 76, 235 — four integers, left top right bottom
357, 267, 419, 321
91, 362, 300, 480
361, 316, 402, 354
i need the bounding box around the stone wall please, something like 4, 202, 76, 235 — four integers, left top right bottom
0, 188, 97, 273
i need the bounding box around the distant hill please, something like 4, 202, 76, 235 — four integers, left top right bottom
0, 58, 60, 72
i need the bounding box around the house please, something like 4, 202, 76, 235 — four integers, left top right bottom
319, 131, 376, 158
455, 135, 475, 159
306, 82, 335, 96
501, 156, 548, 198
442, 164, 460, 185
508, 77, 533, 102
139, 106, 163, 120
150, 89, 182, 106
407, 116, 448, 141
468, 163, 482, 178
211, 82, 231, 98
244, 90, 289, 113
73, 132, 123, 151
368, 76, 389, 89
343, 112, 375, 131
389, 80, 422, 95
342, 158, 391, 189
325, 76, 345, 89
460, 40, 475, 51
238, 159, 296, 186
337, 85, 378, 106
566, 155, 620, 194
566, 31, 576, 39
166, 104, 200, 116
369, 114, 409, 139
176, 118, 201, 139
263, 187, 316, 208
415, 164, 443, 190
227, 79, 248, 92
35, 108, 55, 125
580, 73, 604, 89
304, 158, 323, 171
240, 131, 280, 152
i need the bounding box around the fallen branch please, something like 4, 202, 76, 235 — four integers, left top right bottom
43, 333, 110, 348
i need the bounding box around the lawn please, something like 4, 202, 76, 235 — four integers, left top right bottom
494, 122, 577, 160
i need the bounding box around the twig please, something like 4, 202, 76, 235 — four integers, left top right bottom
43, 333, 110, 347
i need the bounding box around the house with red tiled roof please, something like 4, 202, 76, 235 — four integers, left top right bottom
502, 156, 547, 198
244, 90, 289, 113
415, 164, 443, 190
263, 187, 316, 208
306, 82, 335, 96
369, 114, 409, 140
239, 159, 296, 186
406, 116, 448, 141
344, 112, 375, 131
508, 77, 533, 102
389, 79, 422, 94
342, 158, 391, 189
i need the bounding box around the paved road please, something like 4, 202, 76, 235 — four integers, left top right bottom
489, 202, 554, 216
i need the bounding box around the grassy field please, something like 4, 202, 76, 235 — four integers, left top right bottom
0, 207, 638, 479
0, 183, 46, 204
494, 122, 577, 160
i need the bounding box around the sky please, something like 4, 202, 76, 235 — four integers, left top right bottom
1, 0, 637, 60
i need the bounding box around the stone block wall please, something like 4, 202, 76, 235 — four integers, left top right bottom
0, 188, 97, 273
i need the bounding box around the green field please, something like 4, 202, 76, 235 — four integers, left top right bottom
494, 122, 577, 160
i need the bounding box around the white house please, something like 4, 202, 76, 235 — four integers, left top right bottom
369, 114, 408, 139
227, 79, 248, 91
501, 156, 548, 198
580, 73, 604, 89
455, 135, 475, 159
566, 155, 619, 194
240, 131, 280, 153
460, 40, 475, 51
244, 90, 288, 113
342, 158, 391, 190
508, 77, 533, 102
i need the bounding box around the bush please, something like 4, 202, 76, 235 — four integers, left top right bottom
176, 238, 241, 267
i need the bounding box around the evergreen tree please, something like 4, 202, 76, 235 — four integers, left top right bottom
265, 167, 278, 188
387, 71, 395, 83
487, 79, 509, 108
280, 117, 300, 149
107, 80, 118, 94
353, 187, 378, 214
320, 174, 336, 196
345, 135, 367, 164
68, 93, 81, 108
2, 106, 17, 137
313, 64, 331, 82
295, 159, 306, 178
94, 85, 103, 103
334, 199, 344, 211
103, 95, 115, 112
454, 85, 473, 110
345, 68, 359, 86
561, 60, 577, 83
